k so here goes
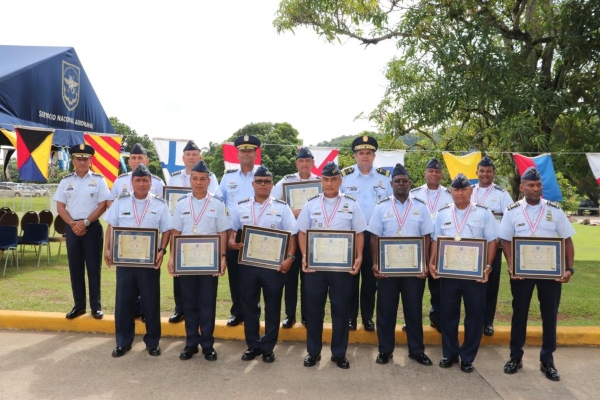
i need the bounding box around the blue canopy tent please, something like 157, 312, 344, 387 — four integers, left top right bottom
0, 45, 115, 145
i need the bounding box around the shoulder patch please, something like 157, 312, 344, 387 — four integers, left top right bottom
341, 166, 355, 177
284, 173, 296, 179
476, 203, 488, 209
376, 167, 390, 177
118, 173, 129, 178
546, 200, 561, 209
412, 197, 426, 205
91, 172, 104, 178
439, 203, 451, 211
342, 193, 356, 201
493, 184, 506, 192
238, 197, 251, 204
226, 169, 239, 174
63, 172, 74, 178
171, 170, 182, 176
410, 187, 422, 193
507, 202, 520, 210
377, 197, 391, 204
274, 198, 287, 204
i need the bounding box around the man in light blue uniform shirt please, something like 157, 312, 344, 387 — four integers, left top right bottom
54, 144, 109, 320
219, 134, 261, 327
341, 135, 392, 332
429, 173, 498, 373
230, 165, 297, 363
470, 155, 514, 336
103, 165, 172, 358
499, 167, 575, 382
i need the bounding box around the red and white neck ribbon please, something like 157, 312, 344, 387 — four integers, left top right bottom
522, 201, 545, 235
251, 198, 272, 225
132, 196, 151, 227
321, 195, 342, 228
392, 198, 412, 232
426, 188, 441, 214
452, 203, 473, 237
474, 185, 494, 204
190, 194, 211, 227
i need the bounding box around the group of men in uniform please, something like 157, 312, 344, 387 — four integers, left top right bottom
54, 133, 575, 380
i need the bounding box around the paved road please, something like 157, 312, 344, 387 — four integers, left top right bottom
1, 330, 599, 400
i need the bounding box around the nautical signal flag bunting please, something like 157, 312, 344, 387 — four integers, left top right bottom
84, 133, 122, 189
15, 127, 54, 182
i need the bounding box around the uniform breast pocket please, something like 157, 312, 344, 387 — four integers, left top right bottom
466, 219, 484, 238
539, 219, 557, 234
264, 214, 282, 228
344, 186, 359, 195
374, 187, 387, 201
515, 223, 530, 236
407, 213, 423, 224
440, 221, 456, 235
144, 212, 160, 223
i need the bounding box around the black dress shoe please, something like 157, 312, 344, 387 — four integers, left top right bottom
262, 351, 275, 363
202, 347, 217, 361
241, 347, 262, 361
282, 316, 296, 329
179, 345, 199, 360
540, 362, 560, 381
409, 353, 433, 366
504, 358, 523, 374
460, 361, 474, 373
439, 357, 459, 368
376, 352, 393, 365
146, 345, 161, 356
168, 312, 185, 323
331, 355, 350, 369
483, 324, 494, 336
401, 324, 407, 331
91, 310, 104, 320
430, 320, 442, 333
363, 319, 375, 332
348, 319, 357, 330
303, 354, 321, 367
227, 315, 244, 327
111, 345, 131, 358
66, 308, 85, 319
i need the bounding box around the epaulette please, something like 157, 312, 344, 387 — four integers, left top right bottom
225, 169, 239, 174
284, 173, 296, 179
376, 167, 390, 177
341, 166, 355, 177
475, 203, 488, 209
546, 200, 561, 209
493, 184, 506, 192
410, 187, 422, 193
238, 197, 251, 204
274, 198, 287, 204
91, 172, 104, 178
342, 193, 356, 201
507, 202, 520, 211
212, 195, 224, 203
63, 172, 74, 178
377, 197, 391, 204
118, 173, 129, 178
445, 188, 451, 193
152, 196, 166, 204
439, 203, 451, 211
151, 174, 163, 181
117, 193, 131, 199
307, 194, 320, 202
177, 194, 189, 202
171, 170, 182, 176
413, 197, 426, 205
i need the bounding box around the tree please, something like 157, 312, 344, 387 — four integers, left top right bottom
274, 0, 600, 203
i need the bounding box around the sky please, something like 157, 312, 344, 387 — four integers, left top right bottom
2, 1, 399, 149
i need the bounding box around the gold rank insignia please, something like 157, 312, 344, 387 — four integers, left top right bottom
546, 211, 553, 221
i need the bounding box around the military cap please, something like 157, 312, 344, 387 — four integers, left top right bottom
296, 147, 314, 159
351, 135, 378, 152
130, 143, 147, 155
521, 167, 541, 181
183, 140, 200, 152
254, 165, 273, 178
425, 158, 443, 170
131, 164, 151, 177
191, 160, 210, 174
234, 135, 261, 150
321, 162, 341, 177
478, 155, 495, 168
391, 163, 410, 179
69, 143, 95, 158
451, 173, 471, 189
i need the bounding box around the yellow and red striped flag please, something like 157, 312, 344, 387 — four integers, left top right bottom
84, 133, 122, 189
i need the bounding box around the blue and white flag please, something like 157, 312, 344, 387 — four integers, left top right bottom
153, 138, 188, 181
373, 150, 406, 172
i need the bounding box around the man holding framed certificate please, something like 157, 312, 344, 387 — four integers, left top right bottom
272, 147, 320, 329
230, 165, 297, 363
429, 173, 498, 373
167, 160, 229, 362
498, 167, 575, 382
103, 165, 172, 358
297, 162, 367, 369
368, 163, 434, 366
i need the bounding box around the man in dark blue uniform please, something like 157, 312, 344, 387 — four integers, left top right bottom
54, 144, 109, 320
499, 167, 575, 381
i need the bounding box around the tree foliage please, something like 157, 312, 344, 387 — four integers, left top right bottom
109, 117, 163, 178
275, 0, 600, 203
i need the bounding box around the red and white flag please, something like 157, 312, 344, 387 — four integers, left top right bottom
222, 143, 262, 171
586, 153, 600, 186
308, 147, 339, 176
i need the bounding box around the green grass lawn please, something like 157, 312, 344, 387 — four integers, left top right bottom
1, 217, 598, 326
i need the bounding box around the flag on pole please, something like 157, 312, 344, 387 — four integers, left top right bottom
153, 138, 190, 181
586, 153, 600, 186
373, 150, 406, 173
222, 143, 262, 171
308, 147, 339, 176
513, 153, 563, 201
442, 151, 482, 183
15, 126, 54, 182
84, 133, 122, 189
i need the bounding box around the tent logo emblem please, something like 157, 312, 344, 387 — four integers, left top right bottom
62, 61, 80, 111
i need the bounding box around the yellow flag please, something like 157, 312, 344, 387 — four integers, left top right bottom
442, 152, 482, 181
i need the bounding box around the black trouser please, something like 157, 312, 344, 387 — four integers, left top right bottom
484, 247, 503, 326
350, 231, 376, 322
172, 276, 184, 314
226, 248, 243, 318
283, 246, 306, 320
66, 221, 103, 311
180, 275, 218, 349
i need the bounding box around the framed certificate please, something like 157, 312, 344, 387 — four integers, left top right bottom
111, 227, 158, 267
238, 225, 291, 270
377, 237, 425, 277
512, 237, 565, 279
163, 186, 192, 214
282, 181, 322, 209
173, 235, 221, 275
306, 229, 355, 272
436, 237, 487, 280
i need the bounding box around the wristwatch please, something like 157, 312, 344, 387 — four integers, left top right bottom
84, 219, 90, 227
158, 248, 167, 255
286, 254, 296, 261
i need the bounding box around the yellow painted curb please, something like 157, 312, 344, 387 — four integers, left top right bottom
1, 310, 599, 346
